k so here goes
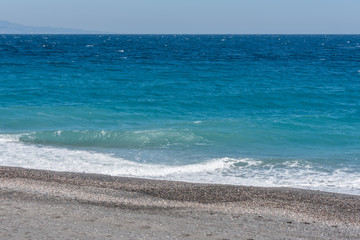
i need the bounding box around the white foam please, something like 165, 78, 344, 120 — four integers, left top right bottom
1, 135, 359, 195
0, 135, 239, 176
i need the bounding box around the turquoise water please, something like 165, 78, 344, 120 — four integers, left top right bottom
1, 34, 360, 194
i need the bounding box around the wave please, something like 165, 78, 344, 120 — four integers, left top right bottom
0, 134, 251, 176
1, 134, 360, 195
17, 129, 210, 149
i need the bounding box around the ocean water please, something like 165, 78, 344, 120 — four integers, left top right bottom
1, 34, 360, 195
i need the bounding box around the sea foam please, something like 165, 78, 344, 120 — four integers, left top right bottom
1, 134, 359, 195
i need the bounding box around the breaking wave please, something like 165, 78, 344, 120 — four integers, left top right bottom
18, 130, 210, 149
1, 134, 360, 195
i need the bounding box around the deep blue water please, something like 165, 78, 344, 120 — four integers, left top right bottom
1, 34, 360, 194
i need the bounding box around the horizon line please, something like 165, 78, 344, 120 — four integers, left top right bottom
1, 33, 360, 35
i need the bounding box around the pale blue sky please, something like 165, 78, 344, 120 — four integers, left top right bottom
1, 0, 359, 34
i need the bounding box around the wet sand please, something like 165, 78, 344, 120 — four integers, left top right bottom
1, 166, 360, 239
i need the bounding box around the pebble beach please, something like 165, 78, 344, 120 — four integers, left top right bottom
1, 166, 360, 239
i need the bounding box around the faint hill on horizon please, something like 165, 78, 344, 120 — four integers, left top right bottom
0, 20, 106, 34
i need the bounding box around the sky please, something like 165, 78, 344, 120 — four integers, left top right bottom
1, 0, 359, 34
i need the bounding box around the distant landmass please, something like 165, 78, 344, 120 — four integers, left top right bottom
0, 20, 106, 34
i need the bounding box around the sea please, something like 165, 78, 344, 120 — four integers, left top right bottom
1, 34, 359, 195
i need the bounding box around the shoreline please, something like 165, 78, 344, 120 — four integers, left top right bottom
1, 165, 360, 239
